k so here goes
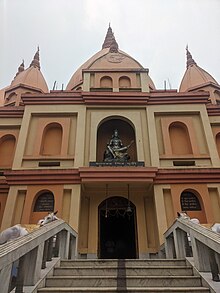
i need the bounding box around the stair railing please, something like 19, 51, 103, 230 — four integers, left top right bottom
0, 219, 78, 292
164, 218, 220, 281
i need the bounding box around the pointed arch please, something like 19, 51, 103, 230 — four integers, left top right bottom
0, 134, 16, 167
40, 122, 63, 155
169, 122, 192, 155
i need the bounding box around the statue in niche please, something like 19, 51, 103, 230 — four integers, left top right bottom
103, 129, 134, 162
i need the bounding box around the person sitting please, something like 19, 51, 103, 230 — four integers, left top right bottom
103, 129, 133, 162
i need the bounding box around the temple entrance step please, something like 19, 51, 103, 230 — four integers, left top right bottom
38, 259, 210, 293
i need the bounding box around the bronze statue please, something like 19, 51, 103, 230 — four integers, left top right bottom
104, 129, 134, 162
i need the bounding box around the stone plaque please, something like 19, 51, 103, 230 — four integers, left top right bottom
180, 192, 201, 211
34, 193, 54, 212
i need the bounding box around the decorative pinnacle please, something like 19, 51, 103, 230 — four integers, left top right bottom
13, 60, 25, 79
186, 45, 197, 69
109, 38, 119, 53
30, 46, 40, 69
102, 25, 118, 50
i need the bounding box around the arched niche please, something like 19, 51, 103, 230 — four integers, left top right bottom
180, 189, 207, 223
216, 133, 220, 157
100, 76, 113, 88
5, 92, 17, 104
40, 122, 63, 155
96, 117, 137, 162
0, 134, 16, 167
169, 122, 193, 155
119, 76, 131, 88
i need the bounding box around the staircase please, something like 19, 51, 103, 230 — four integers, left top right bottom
38, 259, 210, 293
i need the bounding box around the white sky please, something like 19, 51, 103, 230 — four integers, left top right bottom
0, 0, 220, 90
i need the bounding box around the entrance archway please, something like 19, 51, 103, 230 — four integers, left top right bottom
99, 196, 138, 259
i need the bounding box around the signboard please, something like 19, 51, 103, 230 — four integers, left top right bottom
180, 192, 201, 211
34, 193, 54, 212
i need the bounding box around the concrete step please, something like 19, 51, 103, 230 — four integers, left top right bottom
38, 286, 210, 293
54, 266, 193, 276
45, 275, 202, 287
60, 259, 187, 267
38, 259, 210, 293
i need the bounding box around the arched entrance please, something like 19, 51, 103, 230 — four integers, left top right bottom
99, 196, 138, 259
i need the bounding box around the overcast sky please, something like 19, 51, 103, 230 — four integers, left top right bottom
0, 0, 220, 90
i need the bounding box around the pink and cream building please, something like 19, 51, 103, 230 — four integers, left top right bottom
1, 27, 220, 259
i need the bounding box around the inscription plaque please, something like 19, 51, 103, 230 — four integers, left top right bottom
34, 193, 54, 212
180, 192, 201, 211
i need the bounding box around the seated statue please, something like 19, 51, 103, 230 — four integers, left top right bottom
103, 129, 134, 162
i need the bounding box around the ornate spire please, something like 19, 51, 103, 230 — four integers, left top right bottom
30, 46, 40, 69
109, 37, 119, 53
13, 60, 25, 80
102, 25, 117, 49
186, 45, 197, 69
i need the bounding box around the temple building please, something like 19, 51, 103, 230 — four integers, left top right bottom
1, 26, 220, 259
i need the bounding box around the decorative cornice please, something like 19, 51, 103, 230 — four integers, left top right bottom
155, 168, 220, 184
0, 178, 9, 193
0, 107, 24, 118
3, 169, 81, 185
206, 104, 220, 116
79, 167, 158, 182
20, 91, 209, 106
2, 167, 220, 187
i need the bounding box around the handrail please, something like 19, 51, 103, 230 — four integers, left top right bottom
164, 218, 220, 281
0, 219, 78, 292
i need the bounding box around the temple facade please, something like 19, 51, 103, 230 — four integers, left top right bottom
1, 27, 220, 259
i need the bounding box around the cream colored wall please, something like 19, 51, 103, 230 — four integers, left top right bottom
208, 184, 220, 223
153, 185, 171, 245
78, 184, 156, 257
12, 105, 86, 169
147, 104, 219, 167
1, 186, 27, 230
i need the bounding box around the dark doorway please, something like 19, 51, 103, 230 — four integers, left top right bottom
99, 196, 137, 259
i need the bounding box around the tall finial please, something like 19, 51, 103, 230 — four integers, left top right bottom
102, 25, 118, 50
109, 38, 119, 53
13, 60, 25, 79
30, 46, 40, 69
186, 46, 197, 69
